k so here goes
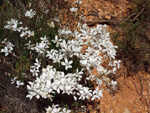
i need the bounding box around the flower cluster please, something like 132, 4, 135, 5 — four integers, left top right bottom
30, 59, 41, 77
111, 80, 117, 90
29, 36, 50, 56
11, 77, 24, 88
61, 58, 73, 70
46, 49, 64, 63
74, 0, 82, 4
26, 65, 103, 101
1, 2, 121, 111
25, 22, 120, 102
57, 23, 121, 79
45, 104, 71, 113
25, 9, 36, 19
1, 39, 14, 56
4, 19, 22, 31
70, 7, 78, 12
4, 19, 34, 38
26, 65, 80, 100
70, 0, 82, 12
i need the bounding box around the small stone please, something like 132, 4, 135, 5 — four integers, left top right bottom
105, 15, 111, 20
124, 108, 130, 113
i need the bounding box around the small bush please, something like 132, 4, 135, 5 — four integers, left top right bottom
112, 0, 150, 72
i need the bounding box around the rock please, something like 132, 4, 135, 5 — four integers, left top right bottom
105, 15, 111, 20
124, 107, 131, 113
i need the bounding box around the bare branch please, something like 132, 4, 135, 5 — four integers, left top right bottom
84, 3, 150, 26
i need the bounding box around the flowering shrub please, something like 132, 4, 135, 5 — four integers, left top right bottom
0, 0, 121, 112
45, 104, 71, 113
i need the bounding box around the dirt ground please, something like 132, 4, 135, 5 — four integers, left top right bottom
88, 70, 150, 113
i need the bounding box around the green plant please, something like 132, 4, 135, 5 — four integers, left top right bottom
112, 0, 150, 72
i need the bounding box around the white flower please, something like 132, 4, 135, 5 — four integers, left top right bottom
40, 36, 49, 44
26, 30, 34, 37
26, 91, 36, 100
75, 0, 82, 4
64, 85, 73, 95
16, 80, 24, 88
70, 7, 78, 12
80, 60, 87, 66
25, 9, 36, 18
45, 104, 71, 113
77, 86, 92, 100
25, 40, 34, 49
112, 60, 121, 69
30, 66, 39, 76
52, 55, 63, 63
30, 59, 41, 76
91, 88, 103, 101
1, 40, 14, 56
79, 15, 85, 20
20, 29, 34, 37
11, 77, 18, 84
111, 80, 117, 85
54, 17, 59, 22
4, 19, 22, 31
34, 59, 41, 68
111, 80, 117, 90
75, 68, 83, 75
33, 37, 50, 55
61, 58, 73, 70
45, 106, 53, 113
20, 31, 27, 37
96, 66, 106, 74
60, 40, 71, 53
58, 29, 72, 37
52, 35, 62, 47
47, 21, 55, 28
96, 78, 103, 86
43, 9, 49, 14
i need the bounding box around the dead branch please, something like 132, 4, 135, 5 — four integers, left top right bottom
130, 4, 146, 22
131, 74, 150, 113
84, 19, 121, 25
84, 3, 150, 26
